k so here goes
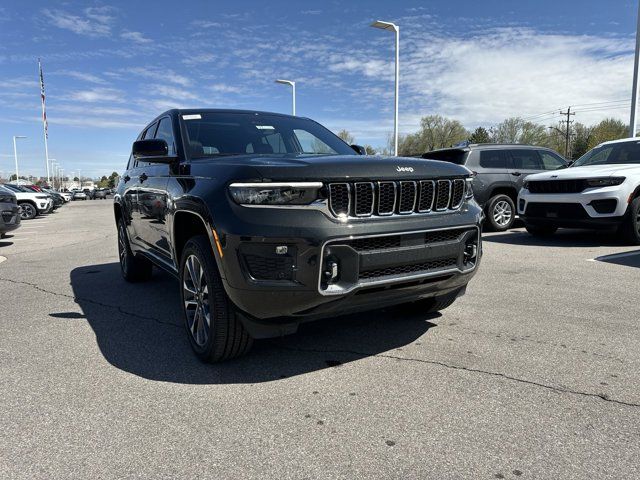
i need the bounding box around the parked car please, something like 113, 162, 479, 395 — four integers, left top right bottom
422, 144, 567, 231
83, 188, 96, 200
60, 191, 72, 202
0, 186, 21, 238
42, 188, 65, 208
94, 188, 108, 199
72, 190, 87, 200
519, 137, 640, 244
3, 184, 53, 219
115, 109, 483, 362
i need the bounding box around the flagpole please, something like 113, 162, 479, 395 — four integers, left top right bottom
38, 58, 50, 185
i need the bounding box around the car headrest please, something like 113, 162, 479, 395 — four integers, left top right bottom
189, 141, 204, 157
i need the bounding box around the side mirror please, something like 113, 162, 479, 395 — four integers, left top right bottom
132, 139, 178, 164
351, 144, 367, 155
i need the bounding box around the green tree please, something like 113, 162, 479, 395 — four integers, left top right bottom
337, 129, 355, 145
588, 118, 628, 150
468, 126, 491, 144
398, 115, 469, 155
490, 117, 548, 145
570, 123, 593, 159
364, 145, 377, 155
107, 171, 120, 188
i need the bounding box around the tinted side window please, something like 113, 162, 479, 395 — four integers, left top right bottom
479, 150, 508, 169
154, 117, 175, 155
539, 151, 566, 170
135, 122, 158, 167
511, 149, 543, 170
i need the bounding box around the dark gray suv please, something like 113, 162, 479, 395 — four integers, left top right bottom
423, 144, 566, 231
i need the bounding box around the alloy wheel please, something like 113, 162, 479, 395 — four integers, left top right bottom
20, 204, 35, 220
118, 224, 127, 272
183, 254, 211, 347
493, 200, 513, 227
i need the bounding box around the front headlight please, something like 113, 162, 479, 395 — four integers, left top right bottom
0, 194, 15, 204
465, 177, 474, 199
585, 177, 625, 187
229, 182, 323, 205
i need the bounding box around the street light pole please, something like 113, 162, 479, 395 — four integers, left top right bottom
371, 20, 400, 156
12, 135, 27, 183
631, 0, 640, 137
50, 159, 57, 189
275, 79, 296, 115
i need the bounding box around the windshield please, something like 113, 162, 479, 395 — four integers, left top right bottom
573, 140, 640, 167
182, 112, 357, 159
4, 184, 27, 192
423, 149, 468, 165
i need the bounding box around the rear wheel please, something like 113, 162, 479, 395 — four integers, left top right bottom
619, 196, 640, 245
525, 225, 558, 236
18, 202, 37, 220
180, 235, 253, 363
486, 194, 515, 231
117, 219, 152, 282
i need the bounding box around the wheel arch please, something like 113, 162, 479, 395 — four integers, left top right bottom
172, 209, 224, 276
488, 186, 518, 204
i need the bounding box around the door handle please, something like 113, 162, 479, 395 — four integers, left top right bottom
123, 175, 131, 182
510, 171, 522, 177
139, 173, 148, 182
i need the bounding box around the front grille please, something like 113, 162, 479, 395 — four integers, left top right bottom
424, 228, 467, 243
244, 254, 294, 281
328, 183, 350, 216
348, 236, 402, 251
327, 178, 465, 218
354, 182, 374, 216
359, 257, 458, 279
342, 227, 471, 252
524, 202, 589, 219
528, 180, 586, 194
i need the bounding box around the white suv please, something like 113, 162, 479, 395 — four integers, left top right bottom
2, 184, 53, 220
518, 137, 640, 244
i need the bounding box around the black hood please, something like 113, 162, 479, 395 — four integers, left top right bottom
192, 154, 470, 182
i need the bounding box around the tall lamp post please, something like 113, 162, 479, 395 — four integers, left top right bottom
631, 1, 640, 137
12, 135, 27, 183
371, 20, 400, 156
275, 79, 296, 115
50, 159, 57, 189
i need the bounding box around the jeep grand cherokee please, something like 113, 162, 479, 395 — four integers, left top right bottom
114, 109, 483, 362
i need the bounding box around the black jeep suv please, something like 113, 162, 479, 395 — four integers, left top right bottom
114, 109, 483, 362
423, 144, 567, 231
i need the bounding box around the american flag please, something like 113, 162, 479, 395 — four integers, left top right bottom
38, 58, 48, 139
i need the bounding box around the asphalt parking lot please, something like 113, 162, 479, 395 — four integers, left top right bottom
1, 200, 639, 479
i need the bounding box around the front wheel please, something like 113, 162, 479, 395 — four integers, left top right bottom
117, 219, 152, 282
619, 196, 640, 245
18, 202, 37, 220
180, 235, 253, 363
486, 194, 515, 231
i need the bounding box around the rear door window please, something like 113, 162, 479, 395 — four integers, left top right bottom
154, 117, 176, 155
510, 149, 543, 170
479, 150, 509, 169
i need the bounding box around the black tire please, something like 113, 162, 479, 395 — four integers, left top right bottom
619, 196, 640, 245
525, 225, 558, 237
485, 194, 516, 231
117, 219, 152, 282
18, 202, 37, 220
180, 235, 253, 363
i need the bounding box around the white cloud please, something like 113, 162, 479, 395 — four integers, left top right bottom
149, 85, 199, 101
56, 71, 107, 84
123, 67, 191, 87
191, 20, 223, 28
209, 83, 243, 94
120, 30, 152, 44
42, 7, 114, 37
68, 88, 124, 103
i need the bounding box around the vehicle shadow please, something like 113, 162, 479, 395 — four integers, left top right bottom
67, 263, 437, 384
592, 250, 640, 269
483, 228, 624, 247
0, 240, 14, 247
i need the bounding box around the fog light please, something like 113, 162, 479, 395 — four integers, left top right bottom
323, 258, 339, 283
464, 241, 478, 266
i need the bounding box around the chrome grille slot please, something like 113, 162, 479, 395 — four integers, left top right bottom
377, 181, 396, 215
418, 180, 435, 212
435, 180, 451, 211
354, 182, 374, 217
328, 183, 350, 217
450, 179, 465, 209
398, 181, 417, 214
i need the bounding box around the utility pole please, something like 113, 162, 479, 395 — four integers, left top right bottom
559, 107, 575, 158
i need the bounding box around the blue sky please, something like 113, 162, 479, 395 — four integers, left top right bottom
0, 0, 638, 179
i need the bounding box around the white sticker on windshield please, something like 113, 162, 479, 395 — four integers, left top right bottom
182, 114, 202, 120
255, 125, 275, 130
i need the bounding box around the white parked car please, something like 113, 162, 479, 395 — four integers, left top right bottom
2, 184, 53, 220
518, 137, 640, 244
60, 191, 72, 202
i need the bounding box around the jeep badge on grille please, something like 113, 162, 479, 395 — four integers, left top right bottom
396, 166, 414, 172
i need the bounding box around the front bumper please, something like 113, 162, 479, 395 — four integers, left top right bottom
0, 205, 21, 233
518, 187, 630, 229
214, 202, 483, 322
